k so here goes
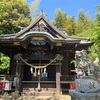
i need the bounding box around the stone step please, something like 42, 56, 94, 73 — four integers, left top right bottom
23, 88, 56, 92
22, 88, 57, 96
22, 91, 56, 96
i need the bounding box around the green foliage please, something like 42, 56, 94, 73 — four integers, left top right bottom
54, 8, 67, 28
53, 6, 100, 61
90, 4, 100, 60
0, 0, 32, 74
74, 20, 95, 38
91, 27, 100, 59
76, 5, 100, 61
65, 16, 76, 35
94, 5, 100, 59
54, 8, 76, 35
0, 0, 31, 35
76, 9, 91, 34
96, 5, 100, 26
0, 53, 10, 74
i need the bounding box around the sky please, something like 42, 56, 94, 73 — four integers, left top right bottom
26, 0, 100, 20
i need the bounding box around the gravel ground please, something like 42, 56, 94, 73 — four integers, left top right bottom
0, 95, 71, 100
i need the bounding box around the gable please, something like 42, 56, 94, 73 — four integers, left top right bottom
16, 14, 66, 39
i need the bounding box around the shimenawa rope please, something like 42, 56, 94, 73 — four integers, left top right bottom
17, 54, 60, 69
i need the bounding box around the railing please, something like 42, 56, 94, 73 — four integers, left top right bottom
22, 81, 56, 84
0, 75, 16, 81
60, 75, 76, 93
0, 75, 16, 92
60, 75, 76, 82
22, 81, 56, 88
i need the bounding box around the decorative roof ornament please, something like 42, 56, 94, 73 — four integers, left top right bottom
41, 8, 44, 15
37, 9, 48, 19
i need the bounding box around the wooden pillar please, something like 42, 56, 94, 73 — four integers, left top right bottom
15, 59, 22, 96
9, 54, 13, 75
56, 64, 61, 96
61, 51, 70, 75
9, 54, 15, 75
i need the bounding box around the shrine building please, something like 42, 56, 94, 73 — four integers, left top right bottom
0, 12, 93, 95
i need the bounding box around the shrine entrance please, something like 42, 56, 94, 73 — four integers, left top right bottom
23, 65, 56, 89
19, 54, 62, 90
23, 62, 56, 82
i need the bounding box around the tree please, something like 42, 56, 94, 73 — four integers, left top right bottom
0, 0, 31, 35
76, 9, 90, 34
0, 0, 31, 74
65, 16, 76, 35
53, 8, 76, 35
96, 5, 100, 27
87, 5, 100, 61
0, 53, 10, 74
54, 8, 67, 29
91, 5, 100, 60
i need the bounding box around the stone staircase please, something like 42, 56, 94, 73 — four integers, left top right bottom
22, 88, 57, 96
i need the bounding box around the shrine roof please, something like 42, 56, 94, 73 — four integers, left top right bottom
0, 12, 93, 46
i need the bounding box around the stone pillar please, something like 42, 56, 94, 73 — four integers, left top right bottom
56, 64, 61, 96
